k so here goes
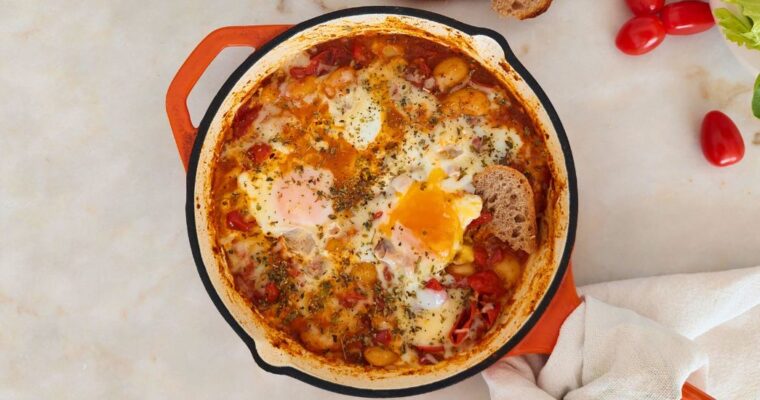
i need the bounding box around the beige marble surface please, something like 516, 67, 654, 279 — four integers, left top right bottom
1, 0, 758, 399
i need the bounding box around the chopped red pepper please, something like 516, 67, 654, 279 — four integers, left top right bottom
473, 244, 488, 267
289, 45, 352, 79
481, 302, 501, 328
383, 265, 393, 282
264, 282, 279, 303
231, 103, 261, 139
374, 329, 392, 346
338, 290, 365, 307
226, 210, 256, 232
449, 301, 477, 346
467, 211, 493, 230
411, 57, 431, 77
414, 344, 445, 354
247, 143, 272, 164
372, 211, 383, 220
467, 270, 503, 295
424, 278, 445, 291
286, 265, 301, 278
487, 246, 505, 266
351, 41, 372, 65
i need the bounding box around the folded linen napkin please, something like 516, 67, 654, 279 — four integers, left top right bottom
483, 266, 760, 400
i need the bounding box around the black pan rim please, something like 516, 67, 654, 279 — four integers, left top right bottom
184, 5, 578, 398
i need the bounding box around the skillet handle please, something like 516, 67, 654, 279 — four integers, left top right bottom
165, 25, 291, 171
505, 264, 713, 399
507, 263, 581, 356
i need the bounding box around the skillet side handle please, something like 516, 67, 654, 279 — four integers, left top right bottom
507, 263, 581, 357
682, 383, 715, 400
165, 25, 291, 171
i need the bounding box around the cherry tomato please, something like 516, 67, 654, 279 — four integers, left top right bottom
700, 111, 744, 167
467, 270, 503, 295
247, 143, 272, 164
226, 210, 255, 231
625, 0, 664, 16
661, 1, 715, 35
616, 16, 666, 55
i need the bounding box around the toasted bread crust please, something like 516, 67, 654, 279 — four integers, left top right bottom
491, 0, 553, 20
473, 165, 537, 254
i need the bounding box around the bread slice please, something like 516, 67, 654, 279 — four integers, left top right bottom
491, 0, 553, 20
472, 165, 537, 254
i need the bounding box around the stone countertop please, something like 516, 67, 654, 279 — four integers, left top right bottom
2, 0, 758, 399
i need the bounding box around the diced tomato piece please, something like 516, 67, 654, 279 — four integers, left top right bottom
424, 278, 445, 291
339, 290, 365, 307
471, 136, 484, 151
372, 211, 383, 220
383, 265, 393, 282
351, 41, 372, 65
289, 61, 318, 79
419, 353, 439, 365
374, 329, 392, 346
473, 244, 488, 267
412, 57, 431, 77
481, 302, 501, 328
289, 45, 352, 79
286, 266, 300, 278
264, 282, 279, 303
467, 270, 503, 295
231, 103, 261, 139
226, 210, 255, 232
487, 246, 504, 266
467, 211, 493, 230
414, 344, 445, 354
449, 301, 477, 346
246, 143, 272, 164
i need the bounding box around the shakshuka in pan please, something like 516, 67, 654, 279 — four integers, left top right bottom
208, 33, 552, 369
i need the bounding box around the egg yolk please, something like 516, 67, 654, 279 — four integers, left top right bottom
384, 169, 461, 256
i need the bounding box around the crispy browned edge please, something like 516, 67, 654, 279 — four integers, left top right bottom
203, 21, 562, 375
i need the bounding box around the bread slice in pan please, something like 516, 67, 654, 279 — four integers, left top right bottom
491, 0, 553, 20
472, 165, 537, 254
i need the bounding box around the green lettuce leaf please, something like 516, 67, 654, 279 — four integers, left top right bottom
716, 0, 760, 50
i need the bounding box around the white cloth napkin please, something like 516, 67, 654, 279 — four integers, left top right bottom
483, 266, 760, 400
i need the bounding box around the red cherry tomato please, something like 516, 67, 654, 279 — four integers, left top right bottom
625, 0, 664, 16
700, 111, 744, 167
616, 16, 666, 55
661, 1, 715, 35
